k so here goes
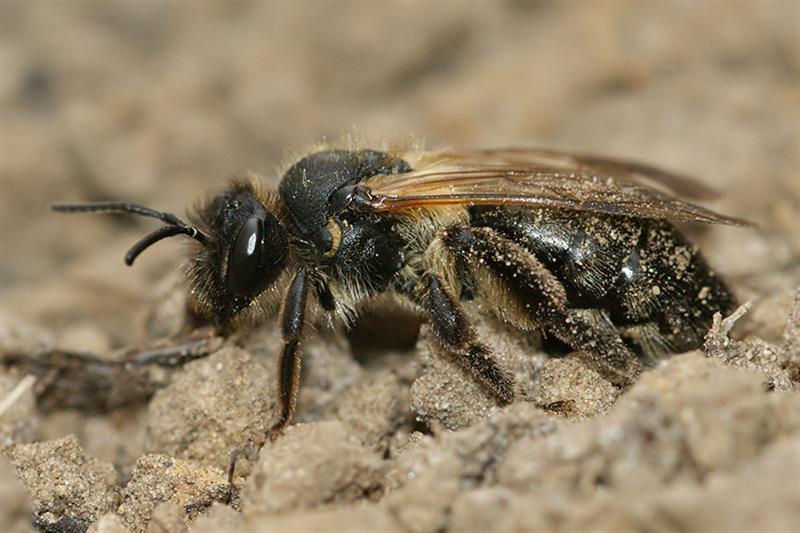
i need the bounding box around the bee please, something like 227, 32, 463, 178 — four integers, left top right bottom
52, 146, 746, 437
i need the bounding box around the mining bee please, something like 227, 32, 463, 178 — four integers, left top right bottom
52, 146, 747, 437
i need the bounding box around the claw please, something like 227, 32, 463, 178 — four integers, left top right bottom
267, 422, 287, 442
226, 440, 260, 490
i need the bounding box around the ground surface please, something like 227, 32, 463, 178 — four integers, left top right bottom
1, 2, 798, 532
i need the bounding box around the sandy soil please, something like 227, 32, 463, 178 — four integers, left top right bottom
1, 2, 798, 532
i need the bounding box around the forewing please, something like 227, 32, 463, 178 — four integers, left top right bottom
364, 149, 748, 226
420, 147, 720, 200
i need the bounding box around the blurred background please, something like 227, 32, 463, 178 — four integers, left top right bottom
1, 1, 798, 348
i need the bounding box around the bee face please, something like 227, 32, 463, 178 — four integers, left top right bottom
188, 181, 288, 326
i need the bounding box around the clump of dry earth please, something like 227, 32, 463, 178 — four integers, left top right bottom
1, 290, 798, 532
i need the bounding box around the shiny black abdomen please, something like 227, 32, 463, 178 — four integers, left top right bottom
470, 205, 736, 353
603, 219, 736, 351
470, 206, 639, 307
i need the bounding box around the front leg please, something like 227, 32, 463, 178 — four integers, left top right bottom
226, 269, 309, 488
416, 272, 516, 404
272, 267, 310, 435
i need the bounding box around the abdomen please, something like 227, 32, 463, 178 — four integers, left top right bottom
603, 219, 736, 354
469, 205, 736, 356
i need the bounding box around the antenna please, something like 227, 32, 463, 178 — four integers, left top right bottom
51, 201, 208, 265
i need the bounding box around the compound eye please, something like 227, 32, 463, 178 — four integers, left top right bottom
227, 216, 263, 297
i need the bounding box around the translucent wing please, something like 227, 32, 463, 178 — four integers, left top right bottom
424, 147, 721, 200
363, 147, 749, 226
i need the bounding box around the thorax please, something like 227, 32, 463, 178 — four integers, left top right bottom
278, 148, 410, 264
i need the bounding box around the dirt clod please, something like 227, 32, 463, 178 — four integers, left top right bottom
7, 435, 119, 531
333, 369, 411, 454
185, 503, 245, 532
385, 403, 559, 531
145, 502, 187, 533
499, 353, 799, 494
146, 346, 274, 473
88, 514, 129, 533
0, 455, 36, 533
534, 357, 619, 417
117, 454, 232, 533
705, 302, 799, 391
241, 421, 386, 516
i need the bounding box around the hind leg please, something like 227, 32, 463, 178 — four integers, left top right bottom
440, 224, 641, 387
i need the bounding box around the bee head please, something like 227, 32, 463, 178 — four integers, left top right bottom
187, 180, 289, 326
52, 179, 289, 327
